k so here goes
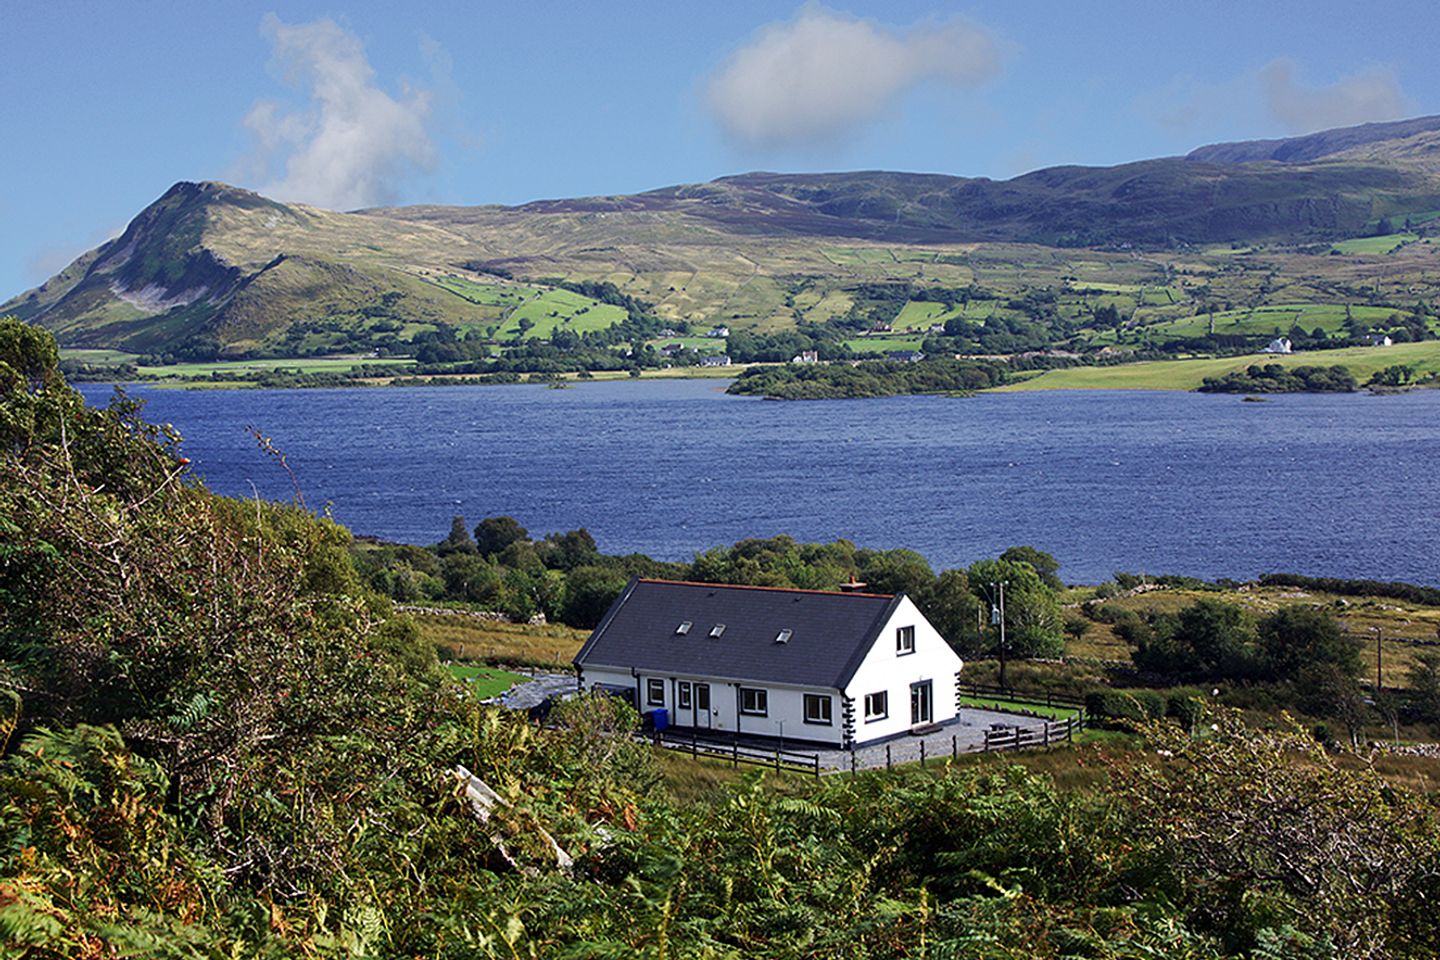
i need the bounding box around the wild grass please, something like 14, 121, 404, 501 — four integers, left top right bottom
414, 614, 587, 669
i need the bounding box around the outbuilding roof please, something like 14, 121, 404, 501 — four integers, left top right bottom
574, 578, 905, 690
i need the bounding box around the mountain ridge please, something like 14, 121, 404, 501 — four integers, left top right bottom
7, 115, 1440, 356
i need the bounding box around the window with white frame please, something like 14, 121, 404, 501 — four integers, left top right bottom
678, 681, 692, 709
864, 691, 888, 721
803, 694, 832, 725
646, 678, 665, 706
739, 687, 768, 716
896, 625, 916, 655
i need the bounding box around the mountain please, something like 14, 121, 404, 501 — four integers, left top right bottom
1185, 115, 1440, 164
6, 116, 1440, 356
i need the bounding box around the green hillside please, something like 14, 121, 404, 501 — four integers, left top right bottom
5, 116, 1440, 371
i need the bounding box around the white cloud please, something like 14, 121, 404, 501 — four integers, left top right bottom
241, 15, 437, 210
705, 5, 1001, 150
1259, 59, 1410, 134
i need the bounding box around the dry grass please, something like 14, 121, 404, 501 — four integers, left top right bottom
415, 614, 587, 668
1072, 585, 1440, 688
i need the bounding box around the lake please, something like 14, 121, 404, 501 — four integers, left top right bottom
78, 380, 1440, 586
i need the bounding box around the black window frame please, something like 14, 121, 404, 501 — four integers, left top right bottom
739, 687, 768, 716
646, 678, 665, 706
896, 625, 916, 655
803, 693, 833, 725
864, 691, 889, 721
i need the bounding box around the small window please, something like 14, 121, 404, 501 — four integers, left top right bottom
678, 681, 692, 709
709, 623, 726, 638
646, 679, 665, 706
864, 691, 888, 721
896, 625, 916, 655
775, 628, 793, 644
675, 621, 692, 635
739, 687, 768, 716
804, 694, 832, 725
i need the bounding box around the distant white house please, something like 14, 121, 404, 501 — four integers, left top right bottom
1362, 333, 1394, 347
791, 350, 819, 364
888, 350, 925, 363
574, 579, 964, 748
707, 325, 730, 339
701, 354, 732, 367
1263, 337, 1293, 354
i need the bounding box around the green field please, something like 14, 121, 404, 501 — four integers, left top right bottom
496, 288, 628, 339
996, 340, 1440, 392
429, 275, 539, 306
844, 334, 926, 354
892, 300, 965, 331
1137, 303, 1418, 342
1331, 233, 1421, 255
133, 355, 418, 379
62, 348, 141, 364
446, 663, 529, 699
821, 246, 897, 265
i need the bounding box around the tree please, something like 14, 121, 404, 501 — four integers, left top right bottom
436, 514, 477, 555
474, 515, 529, 556
542, 527, 600, 571
1132, 599, 1258, 681
919, 569, 982, 656
1258, 605, 1360, 683
966, 558, 1063, 658
999, 545, 1063, 590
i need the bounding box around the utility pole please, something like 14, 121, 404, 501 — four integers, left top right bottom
990, 580, 1009, 690
1375, 627, 1383, 693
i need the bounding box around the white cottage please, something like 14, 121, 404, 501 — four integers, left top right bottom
573, 579, 964, 748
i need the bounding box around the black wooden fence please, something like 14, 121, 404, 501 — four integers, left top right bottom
645, 728, 822, 778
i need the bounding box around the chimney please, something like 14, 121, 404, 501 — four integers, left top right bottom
838, 574, 868, 593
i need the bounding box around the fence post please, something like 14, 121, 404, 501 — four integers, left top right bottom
951, 735, 957, 760
733, 738, 739, 768
775, 748, 781, 772
920, 741, 926, 768
813, 756, 820, 780
886, 745, 892, 771
851, 751, 857, 777
1067, 719, 1074, 743
1044, 723, 1050, 749
692, 728, 698, 758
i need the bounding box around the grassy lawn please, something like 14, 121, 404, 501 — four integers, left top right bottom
446, 663, 529, 699
958, 694, 1080, 722
996, 340, 1440, 391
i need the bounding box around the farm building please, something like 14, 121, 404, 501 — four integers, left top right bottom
707, 325, 730, 339
573, 579, 964, 749
701, 354, 732, 367
1362, 333, 1394, 347
791, 350, 820, 364
887, 350, 925, 363
1262, 337, 1293, 354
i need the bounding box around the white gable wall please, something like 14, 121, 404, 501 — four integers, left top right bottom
843, 596, 963, 745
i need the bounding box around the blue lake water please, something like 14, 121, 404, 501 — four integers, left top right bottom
79, 380, 1440, 586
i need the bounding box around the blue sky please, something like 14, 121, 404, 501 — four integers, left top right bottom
3, 0, 1437, 297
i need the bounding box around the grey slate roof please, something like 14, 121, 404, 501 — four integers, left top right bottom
574, 578, 904, 690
